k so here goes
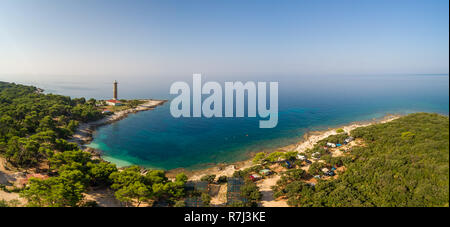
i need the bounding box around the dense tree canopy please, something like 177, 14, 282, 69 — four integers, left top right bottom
274, 113, 449, 207
0, 82, 102, 167
109, 166, 187, 206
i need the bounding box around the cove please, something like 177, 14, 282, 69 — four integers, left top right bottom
87, 74, 449, 170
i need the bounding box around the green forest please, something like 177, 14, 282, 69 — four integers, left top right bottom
0, 81, 102, 167
0, 81, 186, 207
273, 113, 449, 207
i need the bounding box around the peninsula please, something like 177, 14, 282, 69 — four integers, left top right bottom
68, 80, 167, 148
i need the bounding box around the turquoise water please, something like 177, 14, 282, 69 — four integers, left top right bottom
82, 74, 449, 170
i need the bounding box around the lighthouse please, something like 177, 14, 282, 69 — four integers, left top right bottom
113, 80, 118, 100
106, 80, 122, 106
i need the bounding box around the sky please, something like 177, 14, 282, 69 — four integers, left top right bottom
0, 0, 448, 81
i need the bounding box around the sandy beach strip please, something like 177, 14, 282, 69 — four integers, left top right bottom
166, 114, 401, 181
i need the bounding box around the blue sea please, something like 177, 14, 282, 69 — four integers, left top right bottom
3, 74, 448, 170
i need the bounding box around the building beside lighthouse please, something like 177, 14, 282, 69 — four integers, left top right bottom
106, 80, 123, 106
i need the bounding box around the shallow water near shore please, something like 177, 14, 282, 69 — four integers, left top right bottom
5, 74, 448, 170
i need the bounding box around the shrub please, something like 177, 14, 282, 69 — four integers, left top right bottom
217, 176, 227, 184
174, 200, 186, 207
200, 174, 216, 184
201, 193, 211, 206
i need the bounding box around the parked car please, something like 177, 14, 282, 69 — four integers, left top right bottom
285, 160, 293, 169
249, 174, 261, 181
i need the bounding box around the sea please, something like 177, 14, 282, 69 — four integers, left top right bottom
2, 74, 448, 170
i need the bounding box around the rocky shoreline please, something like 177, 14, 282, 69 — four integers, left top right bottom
69, 99, 167, 153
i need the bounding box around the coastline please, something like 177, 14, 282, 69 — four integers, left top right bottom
69, 99, 167, 153
165, 114, 401, 180
73, 101, 401, 179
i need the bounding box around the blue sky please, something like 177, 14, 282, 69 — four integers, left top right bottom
0, 0, 448, 79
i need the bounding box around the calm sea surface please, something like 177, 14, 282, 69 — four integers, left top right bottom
3, 74, 448, 170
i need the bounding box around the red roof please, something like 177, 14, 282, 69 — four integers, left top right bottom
107, 99, 121, 103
